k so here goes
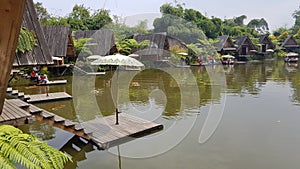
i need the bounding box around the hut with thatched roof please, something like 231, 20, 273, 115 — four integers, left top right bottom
133, 32, 191, 61
72, 29, 117, 57
42, 25, 76, 65
214, 35, 236, 55
13, 0, 53, 67
281, 35, 299, 52
234, 36, 257, 61
259, 35, 275, 53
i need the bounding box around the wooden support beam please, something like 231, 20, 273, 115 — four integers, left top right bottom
0, 0, 26, 114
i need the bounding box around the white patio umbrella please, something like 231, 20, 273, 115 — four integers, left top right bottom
87, 55, 102, 60
91, 53, 144, 124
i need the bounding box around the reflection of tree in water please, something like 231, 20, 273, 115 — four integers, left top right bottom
289, 69, 300, 104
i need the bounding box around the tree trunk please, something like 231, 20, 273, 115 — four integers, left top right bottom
0, 0, 26, 114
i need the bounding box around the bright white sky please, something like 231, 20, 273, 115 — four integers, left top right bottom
34, 0, 300, 31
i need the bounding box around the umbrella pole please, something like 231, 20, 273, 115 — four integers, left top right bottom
115, 66, 119, 125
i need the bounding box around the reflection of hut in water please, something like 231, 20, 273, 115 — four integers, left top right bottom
281, 35, 299, 53
234, 36, 257, 61
13, 0, 53, 67
42, 25, 76, 64
73, 30, 117, 57
133, 32, 190, 62
214, 35, 236, 55
259, 34, 275, 53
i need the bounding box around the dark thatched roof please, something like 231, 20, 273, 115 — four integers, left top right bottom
214, 35, 236, 52
234, 36, 256, 51
133, 32, 168, 56
259, 35, 275, 49
42, 25, 76, 57
13, 0, 53, 67
73, 29, 117, 56
281, 35, 299, 48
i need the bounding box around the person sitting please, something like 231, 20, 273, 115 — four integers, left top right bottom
41, 74, 49, 84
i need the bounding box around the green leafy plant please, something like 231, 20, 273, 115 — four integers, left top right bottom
0, 125, 71, 169
73, 37, 95, 56
16, 27, 37, 54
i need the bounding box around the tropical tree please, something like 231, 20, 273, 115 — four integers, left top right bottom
233, 15, 247, 25
34, 2, 50, 25
247, 18, 269, 34
0, 125, 71, 169
292, 8, 300, 26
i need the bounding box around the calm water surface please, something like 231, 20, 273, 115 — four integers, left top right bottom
14, 60, 300, 169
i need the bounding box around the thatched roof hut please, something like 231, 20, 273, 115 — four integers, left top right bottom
13, 0, 53, 67
281, 35, 299, 52
259, 35, 275, 53
73, 29, 117, 56
214, 35, 236, 55
133, 32, 190, 61
234, 36, 257, 56
42, 25, 76, 58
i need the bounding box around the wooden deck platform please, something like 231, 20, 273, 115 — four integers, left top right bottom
36, 80, 67, 86
0, 99, 33, 126
81, 113, 163, 149
26, 92, 72, 103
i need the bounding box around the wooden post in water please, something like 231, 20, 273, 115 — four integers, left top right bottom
0, 0, 26, 114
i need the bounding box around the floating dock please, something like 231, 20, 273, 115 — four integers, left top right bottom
36, 80, 67, 86
26, 92, 72, 103
81, 113, 163, 149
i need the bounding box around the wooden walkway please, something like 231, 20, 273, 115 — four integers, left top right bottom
0, 99, 33, 126
81, 113, 163, 149
2, 96, 163, 149
26, 92, 72, 103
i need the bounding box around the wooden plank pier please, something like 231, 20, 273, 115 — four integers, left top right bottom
26, 92, 72, 103
81, 113, 163, 149
2, 96, 163, 149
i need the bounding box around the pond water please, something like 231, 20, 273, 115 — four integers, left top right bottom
13, 60, 300, 169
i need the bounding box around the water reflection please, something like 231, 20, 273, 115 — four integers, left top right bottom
10, 60, 300, 168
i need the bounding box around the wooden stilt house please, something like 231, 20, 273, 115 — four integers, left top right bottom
234, 36, 257, 61
13, 0, 53, 67
281, 35, 299, 52
259, 35, 275, 53
214, 35, 236, 55
42, 25, 76, 64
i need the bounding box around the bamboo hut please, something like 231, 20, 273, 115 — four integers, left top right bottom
13, 0, 53, 67
42, 25, 76, 65
281, 35, 299, 52
259, 35, 275, 53
234, 36, 257, 61
214, 35, 236, 55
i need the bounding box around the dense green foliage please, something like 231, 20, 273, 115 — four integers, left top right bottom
0, 125, 71, 169
116, 39, 149, 55
16, 27, 37, 54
